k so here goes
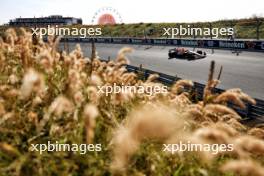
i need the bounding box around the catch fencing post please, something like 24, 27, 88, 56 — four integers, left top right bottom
192, 24, 196, 51
255, 17, 262, 40
209, 22, 214, 54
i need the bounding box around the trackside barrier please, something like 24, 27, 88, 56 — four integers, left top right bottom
60, 37, 264, 52
124, 64, 264, 119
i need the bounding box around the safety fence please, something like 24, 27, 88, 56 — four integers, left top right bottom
122, 64, 264, 119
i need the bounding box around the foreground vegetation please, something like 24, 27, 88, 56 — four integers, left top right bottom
0, 28, 264, 176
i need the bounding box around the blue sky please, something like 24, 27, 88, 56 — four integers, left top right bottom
1, 0, 264, 24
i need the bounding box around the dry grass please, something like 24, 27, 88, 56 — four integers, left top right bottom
0, 28, 264, 176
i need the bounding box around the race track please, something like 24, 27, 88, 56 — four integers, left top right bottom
60, 43, 264, 99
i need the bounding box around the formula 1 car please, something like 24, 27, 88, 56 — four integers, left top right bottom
168, 48, 206, 60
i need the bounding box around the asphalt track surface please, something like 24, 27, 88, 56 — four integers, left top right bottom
60, 43, 264, 100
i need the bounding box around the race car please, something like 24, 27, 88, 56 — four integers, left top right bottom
168, 47, 206, 60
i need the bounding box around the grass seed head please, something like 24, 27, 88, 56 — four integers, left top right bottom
221, 159, 264, 176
